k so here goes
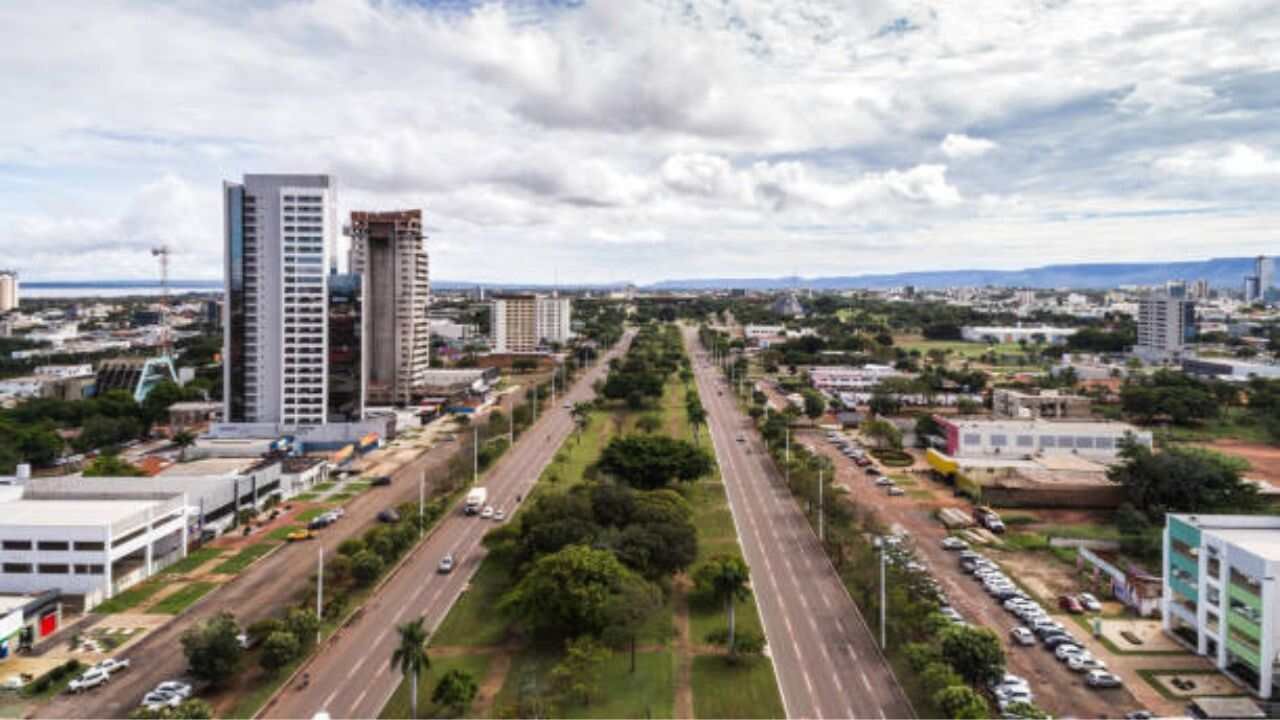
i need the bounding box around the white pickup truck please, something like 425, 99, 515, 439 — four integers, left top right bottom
464, 487, 488, 515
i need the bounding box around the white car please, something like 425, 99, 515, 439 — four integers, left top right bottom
142, 691, 182, 710
940, 537, 969, 551
69, 668, 110, 693
1078, 592, 1102, 612
154, 681, 193, 699
874, 476, 895, 486
480, 505, 494, 520
1086, 670, 1124, 688
1068, 656, 1107, 673
1010, 627, 1036, 646
94, 658, 130, 675
1055, 644, 1086, 660
493, 508, 506, 521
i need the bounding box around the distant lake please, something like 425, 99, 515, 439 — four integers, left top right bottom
22, 281, 222, 299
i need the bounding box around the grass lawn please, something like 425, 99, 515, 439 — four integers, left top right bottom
496, 648, 675, 719
151, 581, 217, 614
430, 557, 515, 647
93, 581, 165, 613
268, 524, 304, 541
297, 506, 335, 523
1158, 408, 1272, 445
213, 542, 280, 575
329, 492, 357, 502
896, 338, 1026, 358
291, 492, 319, 502
159, 547, 223, 575
690, 655, 785, 719
380, 653, 493, 719
313, 481, 336, 492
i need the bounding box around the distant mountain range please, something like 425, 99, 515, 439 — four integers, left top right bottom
644, 257, 1266, 291
28, 256, 1270, 294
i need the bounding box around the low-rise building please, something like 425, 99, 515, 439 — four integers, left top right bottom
168, 401, 224, 430
807, 365, 902, 392
1163, 514, 1280, 698
992, 389, 1091, 419
932, 417, 1150, 461
1182, 357, 1280, 382
960, 325, 1077, 344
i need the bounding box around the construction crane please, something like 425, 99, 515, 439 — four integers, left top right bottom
152, 245, 171, 357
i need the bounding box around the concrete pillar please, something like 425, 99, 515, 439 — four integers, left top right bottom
1196, 546, 1209, 656
145, 539, 153, 577
1161, 526, 1172, 635
1260, 576, 1275, 697
103, 529, 114, 599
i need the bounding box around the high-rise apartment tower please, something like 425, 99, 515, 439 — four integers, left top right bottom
348, 210, 430, 405
223, 174, 337, 427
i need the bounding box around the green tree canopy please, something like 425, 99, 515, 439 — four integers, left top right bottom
180, 612, 242, 687
501, 544, 642, 637
598, 434, 713, 489
1108, 440, 1262, 521
939, 625, 1005, 687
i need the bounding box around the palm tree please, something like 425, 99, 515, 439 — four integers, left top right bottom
571, 402, 591, 442
686, 402, 707, 445
695, 555, 751, 655
390, 618, 431, 719
172, 430, 196, 463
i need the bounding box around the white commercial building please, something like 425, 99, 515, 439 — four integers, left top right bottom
807, 365, 902, 392
223, 174, 338, 427
1136, 294, 1195, 362
536, 295, 572, 345
1164, 514, 1280, 697
960, 325, 1078, 344
490, 294, 572, 353
744, 324, 786, 339
0, 272, 17, 313
0, 495, 187, 611
932, 417, 1151, 461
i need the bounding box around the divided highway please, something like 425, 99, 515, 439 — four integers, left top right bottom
686, 326, 914, 719
262, 332, 632, 719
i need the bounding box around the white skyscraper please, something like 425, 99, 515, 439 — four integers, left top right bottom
536, 295, 572, 345
223, 174, 337, 427
0, 271, 17, 313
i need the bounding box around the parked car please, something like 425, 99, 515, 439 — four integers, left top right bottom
377, 509, 400, 523
69, 668, 110, 693
94, 658, 130, 675
370, 475, 393, 487
736, 433, 745, 442
141, 691, 181, 710
1059, 594, 1085, 614
494, 508, 506, 522
307, 517, 332, 531
1086, 670, 1124, 688
1010, 627, 1036, 646
286, 529, 314, 542
864, 467, 880, 476
940, 536, 969, 551
1054, 643, 1086, 660
1043, 634, 1078, 649
437, 554, 455, 574
1068, 656, 1107, 673
1078, 592, 1102, 612
154, 681, 192, 699
874, 476, 894, 486
887, 486, 905, 496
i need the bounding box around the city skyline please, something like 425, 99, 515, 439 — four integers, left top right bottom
2, 1, 1278, 284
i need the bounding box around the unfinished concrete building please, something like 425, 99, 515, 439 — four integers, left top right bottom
348, 210, 430, 405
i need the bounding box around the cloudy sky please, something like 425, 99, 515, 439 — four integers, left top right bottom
2, 0, 1279, 284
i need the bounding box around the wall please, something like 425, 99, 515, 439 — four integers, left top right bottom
980, 484, 1127, 509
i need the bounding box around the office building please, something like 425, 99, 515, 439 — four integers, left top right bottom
1164, 514, 1280, 697
348, 210, 429, 405
1190, 279, 1212, 300
1166, 280, 1187, 299
931, 417, 1151, 461
1136, 293, 1195, 362
223, 174, 337, 427
490, 294, 537, 354
0, 272, 17, 313
326, 271, 365, 422
1243, 256, 1272, 304
536, 294, 572, 345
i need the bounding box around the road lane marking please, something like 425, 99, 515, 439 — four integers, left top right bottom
347, 655, 367, 679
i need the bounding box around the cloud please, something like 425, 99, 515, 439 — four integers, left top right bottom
1157, 144, 1280, 179
940, 134, 997, 159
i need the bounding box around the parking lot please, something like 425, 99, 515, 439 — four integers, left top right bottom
804, 429, 1153, 719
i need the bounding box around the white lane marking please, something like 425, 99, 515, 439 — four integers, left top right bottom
860, 671, 872, 694
352, 686, 370, 714
347, 655, 367, 679
324, 687, 341, 708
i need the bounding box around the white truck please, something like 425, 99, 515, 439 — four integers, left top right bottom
464, 487, 488, 515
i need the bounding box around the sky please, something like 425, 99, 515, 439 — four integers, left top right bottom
1, 0, 1278, 285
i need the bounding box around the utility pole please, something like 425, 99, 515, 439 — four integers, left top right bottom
879, 542, 887, 649
473, 424, 479, 483
818, 467, 824, 542
784, 428, 790, 487
418, 474, 425, 536
316, 546, 324, 643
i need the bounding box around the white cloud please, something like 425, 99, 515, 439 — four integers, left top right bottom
940, 134, 997, 159
1157, 144, 1280, 179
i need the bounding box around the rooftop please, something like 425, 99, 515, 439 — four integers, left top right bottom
158, 457, 256, 477
0, 498, 161, 527
1173, 514, 1280, 561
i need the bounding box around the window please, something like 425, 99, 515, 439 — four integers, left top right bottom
73, 564, 104, 575
1095, 437, 1114, 450
1057, 435, 1075, 448
2, 564, 32, 574
1, 540, 31, 551
37, 541, 69, 551
73, 541, 105, 551
1016, 435, 1034, 448
963, 433, 981, 446
37, 564, 69, 574
1039, 436, 1056, 448
1075, 436, 1095, 449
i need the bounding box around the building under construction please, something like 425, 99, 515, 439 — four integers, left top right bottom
348, 210, 430, 405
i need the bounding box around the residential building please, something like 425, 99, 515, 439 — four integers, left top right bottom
0, 271, 17, 313
992, 389, 1091, 419
959, 325, 1077, 344
1163, 514, 1280, 697
348, 210, 430, 405
744, 324, 787, 339
931, 417, 1151, 461
1135, 293, 1196, 362
223, 174, 337, 427
1190, 279, 1212, 300
536, 294, 572, 345
428, 318, 478, 343
490, 294, 537, 354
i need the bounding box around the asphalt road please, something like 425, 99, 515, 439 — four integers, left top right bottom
686, 327, 914, 720
802, 430, 1144, 719
261, 332, 632, 720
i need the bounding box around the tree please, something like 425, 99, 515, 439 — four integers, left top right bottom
939, 624, 1005, 687
352, 550, 385, 586
390, 618, 431, 720
501, 545, 639, 637
860, 418, 902, 450
571, 402, 591, 441
82, 453, 146, 477
704, 628, 765, 665
932, 685, 989, 719
686, 402, 707, 445
432, 670, 478, 716
180, 612, 242, 687
601, 575, 663, 672
694, 554, 751, 655
636, 414, 662, 434
1108, 440, 1262, 521
598, 435, 713, 489
802, 390, 826, 420
549, 636, 611, 707
259, 631, 300, 674
284, 608, 320, 651
172, 430, 197, 462
868, 390, 900, 417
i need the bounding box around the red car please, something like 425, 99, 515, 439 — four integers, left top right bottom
1058, 595, 1084, 614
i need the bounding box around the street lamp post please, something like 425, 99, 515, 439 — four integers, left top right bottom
473, 424, 479, 484
818, 467, 824, 542
316, 546, 324, 644
418, 473, 425, 536
879, 541, 887, 649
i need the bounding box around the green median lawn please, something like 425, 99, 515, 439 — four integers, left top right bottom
691, 655, 785, 719
296, 506, 335, 523
380, 653, 493, 719
495, 648, 675, 720
430, 557, 515, 648
213, 542, 279, 574
151, 581, 217, 614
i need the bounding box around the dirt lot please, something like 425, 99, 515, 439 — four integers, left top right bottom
1202, 439, 1280, 484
